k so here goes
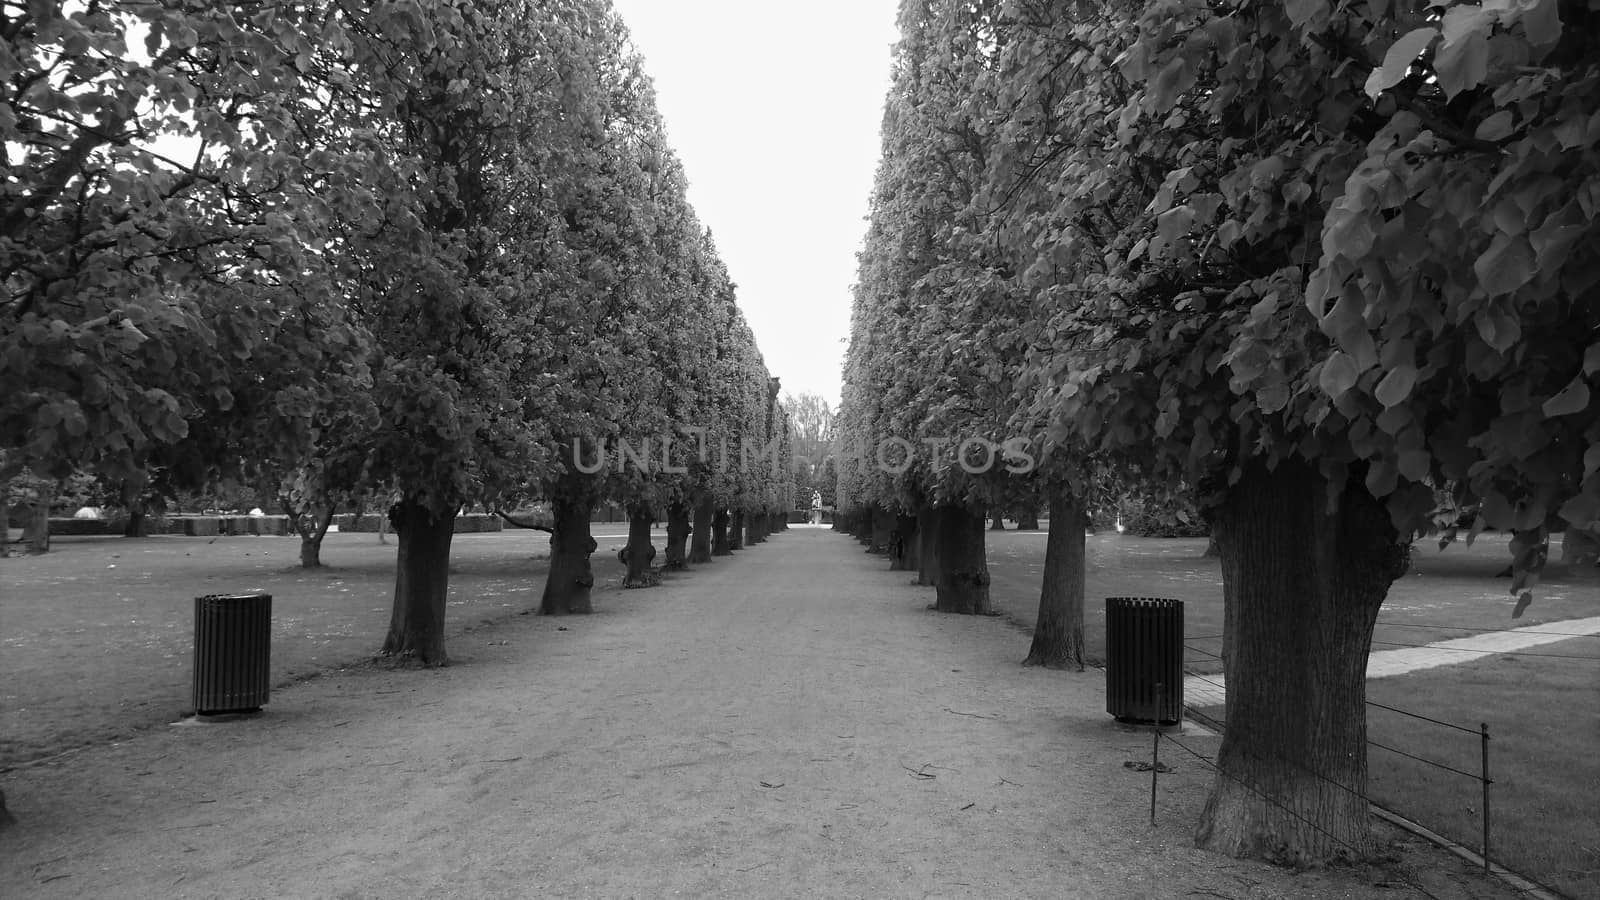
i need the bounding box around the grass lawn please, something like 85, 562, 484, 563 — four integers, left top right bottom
1366, 640, 1600, 900
986, 528, 1598, 674
0, 526, 636, 767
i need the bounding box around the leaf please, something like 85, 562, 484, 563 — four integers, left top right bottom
1541, 376, 1591, 417
1319, 351, 1361, 400
1530, 219, 1585, 271
1475, 110, 1515, 142
1473, 234, 1536, 297
1434, 31, 1488, 99
1374, 364, 1418, 407
1366, 28, 1437, 99
1285, 0, 1327, 29
1557, 490, 1600, 528
1156, 206, 1194, 244
1256, 380, 1291, 414
1480, 491, 1514, 529
1519, 0, 1562, 48
1474, 301, 1522, 353
1250, 155, 1285, 189
1149, 56, 1196, 113
1365, 457, 1399, 497
1440, 6, 1492, 46
1398, 448, 1432, 482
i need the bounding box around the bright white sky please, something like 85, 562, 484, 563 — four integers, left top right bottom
608, 0, 901, 409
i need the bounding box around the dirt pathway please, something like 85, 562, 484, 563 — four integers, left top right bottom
1, 528, 1520, 898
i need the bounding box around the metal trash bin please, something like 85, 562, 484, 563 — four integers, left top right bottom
1106, 597, 1183, 725
193, 592, 272, 715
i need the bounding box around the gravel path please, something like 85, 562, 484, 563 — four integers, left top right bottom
0, 527, 1522, 898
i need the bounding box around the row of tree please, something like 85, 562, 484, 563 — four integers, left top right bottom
2, 0, 794, 663
838, 0, 1596, 866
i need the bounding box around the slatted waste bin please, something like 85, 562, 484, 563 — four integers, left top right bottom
193, 592, 272, 715
1105, 597, 1183, 726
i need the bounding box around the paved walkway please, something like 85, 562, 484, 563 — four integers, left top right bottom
1183, 615, 1600, 708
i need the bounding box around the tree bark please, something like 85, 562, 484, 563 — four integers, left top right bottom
905, 509, 922, 574
664, 502, 691, 570
712, 509, 732, 556
1204, 531, 1221, 557
297, 506, 337, 568
1560, 526, 1599, 568
1016, 507, 1040, 531
690, 496, 715, 563
1195, 460, 1409, 865
747, 511, 765, 544
916, 505, 939, 586
23, 497, 50, 554
1023, 487, 1085, 669
123, 502, 147, 538
869, 504, 894, 554
541, 495, 597, 614
730, 510, 746, 551
934, 505, 990, 614
888, 512, 916, 571
622, 506, 657, 588
989, 512, 1006, 531
381, 499, 454, 665
0, 477, 10, 558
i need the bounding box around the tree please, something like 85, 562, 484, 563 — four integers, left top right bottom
1008, 0, 1597, 864
1, 1, 385, 517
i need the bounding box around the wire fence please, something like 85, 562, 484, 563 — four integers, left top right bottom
1170, 646, 1500, 865
1130, 621, 1600, 897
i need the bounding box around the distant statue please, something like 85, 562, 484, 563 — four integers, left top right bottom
811, 491, 822, 510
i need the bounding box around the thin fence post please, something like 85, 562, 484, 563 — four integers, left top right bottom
1150, 682, 1162, 826
1480, 722, 1491, 875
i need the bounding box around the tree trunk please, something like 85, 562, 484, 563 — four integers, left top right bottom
916, 505, 939, 586
905, 509, 922, 574
1204, 531, 1220, 557
712, 509, 732, 556
664, 502, 691, 570
1195, 460, 1409, 865
1016, 507, 1040, 530
730, 510, 746, 551
622, 506, 657, 588
934, 505, 990, 614
541, 495, 597, 614
888, 512, 916, 571
380, 498, 454, 665
690, 497, 715, 563
869, 504, 894, 554
1023, 487, 1085, 669
0, 477, 10, 558
747, 511, 765, 544
23, 498, 49, 554
298, 506, 337, 568
1561, 526, 1599, 568
123, 502, 147, 538
990, 513, 1006, 531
